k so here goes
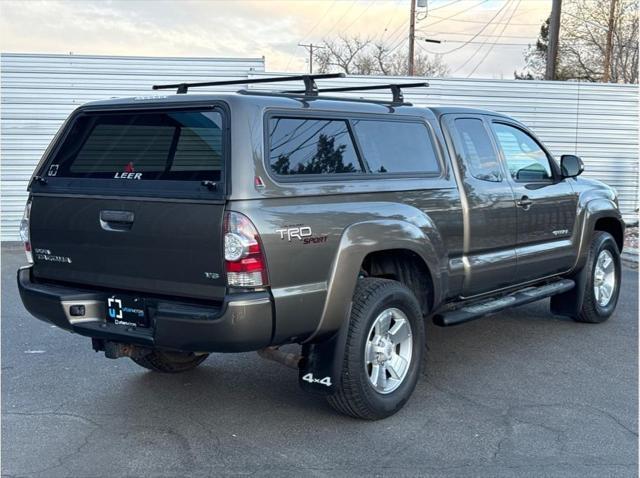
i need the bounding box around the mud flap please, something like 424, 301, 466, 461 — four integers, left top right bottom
550, 265, 589, 318
298, 318, 350, 396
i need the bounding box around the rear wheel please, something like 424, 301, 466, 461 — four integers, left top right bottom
131, 350, 209, 373
574, 231, 621, 323
327, 278, 425, 420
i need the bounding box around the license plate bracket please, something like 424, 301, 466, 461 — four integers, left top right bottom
106, 295, 148, 328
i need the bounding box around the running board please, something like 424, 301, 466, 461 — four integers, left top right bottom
433, 279, 575, 327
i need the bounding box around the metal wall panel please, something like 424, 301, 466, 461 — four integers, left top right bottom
248, 74, 639, 224
1, 53, 264, 241
1, 58, 637, 239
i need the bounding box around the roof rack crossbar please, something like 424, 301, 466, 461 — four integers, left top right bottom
152, 73, 346, 95
284, 82, 428, 104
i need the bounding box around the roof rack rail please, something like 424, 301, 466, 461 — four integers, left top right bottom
284, 82, 428, 105
238, 90, 416, 108
152, 73, 346, 95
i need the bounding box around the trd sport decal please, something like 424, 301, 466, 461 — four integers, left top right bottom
276, 226, 328, 245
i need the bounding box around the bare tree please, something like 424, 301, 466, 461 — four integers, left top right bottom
516, 0, 638, 83
315, 36, 450, 77
315, 36, 372, 75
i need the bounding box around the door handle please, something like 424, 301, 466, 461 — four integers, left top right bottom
516, 196, 533, 209
100, 210, 134, 231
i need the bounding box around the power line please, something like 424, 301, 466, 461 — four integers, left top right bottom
426, 0, 463, 13
442, 40, 535, 46
424, 14, 541, 26
382, 10, 414, 45
420, 0, 491, 28
467, 0, 523, 77
321, 0, 359, 39
444, 1, 510, 73
419, 0, 513, 55
388, 35, 410, 54
341, 0, 377, 33
376, 7, 395, 43
286, 0, 338, 71
420, 31, 542, 40
299, 0, 337, 44
377, 6, 401, 43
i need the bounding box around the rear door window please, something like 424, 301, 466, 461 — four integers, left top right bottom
352, 119, 440, 174
49, 109, 224, 181
453, 118, 502, 182
268, 117, 364, 176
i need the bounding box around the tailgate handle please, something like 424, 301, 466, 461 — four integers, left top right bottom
100, 210, 134, 231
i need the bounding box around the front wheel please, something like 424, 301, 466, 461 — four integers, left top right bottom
327, 278, 425, 420
574, 231, 621, 323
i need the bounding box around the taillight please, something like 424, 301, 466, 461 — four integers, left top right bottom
19, 198, 33, 264
224, 211, 268, 288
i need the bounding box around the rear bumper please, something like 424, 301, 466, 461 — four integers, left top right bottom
17, 266, 273, 353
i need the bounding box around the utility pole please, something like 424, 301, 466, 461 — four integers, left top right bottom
545, 0, 562, 80
603, 0, 618, 83
408, 0, 417, 76
298, 43, 324, 74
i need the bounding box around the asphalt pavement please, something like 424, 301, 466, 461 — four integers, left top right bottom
2, 244, 638, 477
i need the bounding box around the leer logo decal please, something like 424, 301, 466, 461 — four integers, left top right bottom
114, 162, 142, 179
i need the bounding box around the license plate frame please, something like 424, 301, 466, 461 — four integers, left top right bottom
106, 295, 148, 328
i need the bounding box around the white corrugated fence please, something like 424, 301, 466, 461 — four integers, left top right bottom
1, 54, 637, 240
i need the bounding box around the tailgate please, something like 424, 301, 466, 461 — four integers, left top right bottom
30, 196, 226, 300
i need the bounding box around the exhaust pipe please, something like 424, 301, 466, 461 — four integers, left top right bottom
257, 346, 301, 369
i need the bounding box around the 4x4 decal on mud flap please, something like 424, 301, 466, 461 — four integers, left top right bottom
302, 373, 332, 387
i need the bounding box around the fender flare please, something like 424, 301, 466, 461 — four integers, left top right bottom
303, 218, 444, 344
552, 198, 623, 318
572, 197, 623, 272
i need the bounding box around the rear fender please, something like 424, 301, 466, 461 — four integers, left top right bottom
298, 218, 444, 395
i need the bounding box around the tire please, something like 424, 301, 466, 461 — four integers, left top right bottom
131, 350, 209, 373
574, 231, 621, 323
327, 277, 425, 420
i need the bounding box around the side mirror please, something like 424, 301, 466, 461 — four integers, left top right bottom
560, 154, 584, 178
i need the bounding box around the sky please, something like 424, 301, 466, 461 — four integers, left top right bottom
0, 0, 552, 79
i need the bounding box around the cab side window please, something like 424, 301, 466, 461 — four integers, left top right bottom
492, 123, 553, 182
454, 118, 502, 182
351, 120, 440, 174
268, 117, 364, 176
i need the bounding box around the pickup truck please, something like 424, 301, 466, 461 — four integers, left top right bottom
18, 74, 624, 420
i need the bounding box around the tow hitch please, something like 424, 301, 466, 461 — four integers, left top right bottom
92, 339, 150, 360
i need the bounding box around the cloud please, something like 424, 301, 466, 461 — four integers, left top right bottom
0, 0, 550, 78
